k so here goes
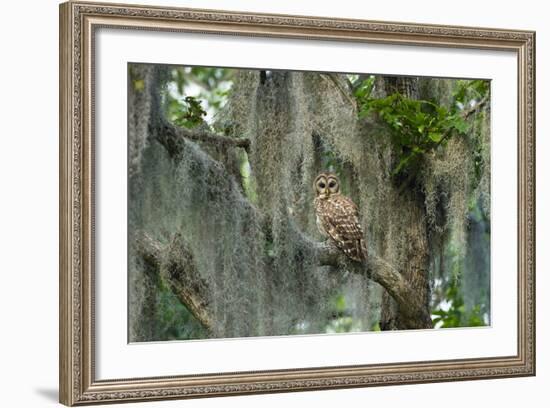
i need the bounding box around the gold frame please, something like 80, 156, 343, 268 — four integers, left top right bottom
59, 1, 536, 405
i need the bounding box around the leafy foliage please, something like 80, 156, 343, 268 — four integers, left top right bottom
164, 67, 234, 129
355, 78, 471, 178
167, 96, 207, 128
432, 281, 486, 328
453, 79, 490, 109
453, 79, 490, 188
172, 67, 233, 111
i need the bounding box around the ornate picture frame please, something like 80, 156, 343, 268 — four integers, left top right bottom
59, 1, 535, 405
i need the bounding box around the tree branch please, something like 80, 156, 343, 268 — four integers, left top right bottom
155, 120, 250, 157
137, 229, 431, 332
321, 73, 357, 112
134, 231, 216, 335
304, 236, 432, 329
432, 94, 490, 152
462, 94, 490, 119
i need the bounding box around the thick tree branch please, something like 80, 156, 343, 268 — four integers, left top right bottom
155, 120, 250, 157
135, 232, 216, 335
304, 236, 432, 329
321, 73, 357, 112
137, 226, 431, 333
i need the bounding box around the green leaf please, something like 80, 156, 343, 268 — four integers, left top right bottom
353, 78, 490, 178
428, 132, 443, 143
452, 117, 469, 133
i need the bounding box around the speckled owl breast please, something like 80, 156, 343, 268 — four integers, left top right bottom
313, 173, 367, 262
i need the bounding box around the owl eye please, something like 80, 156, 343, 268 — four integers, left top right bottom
328, 181, 336, 188
318, 182, 326, 189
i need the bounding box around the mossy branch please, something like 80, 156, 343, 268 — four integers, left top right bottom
155, 119, 250, 157
137, 227, 431, 333
321, 73, 357, 112
135, 231, 216, 335
306, 238, 432, 329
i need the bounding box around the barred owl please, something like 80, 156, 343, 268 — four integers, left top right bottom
313, 173, 367, 262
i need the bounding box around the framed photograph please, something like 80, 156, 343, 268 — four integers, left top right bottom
59, 1, 535, 405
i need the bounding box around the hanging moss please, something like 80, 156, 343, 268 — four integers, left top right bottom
128, 64, 491, 340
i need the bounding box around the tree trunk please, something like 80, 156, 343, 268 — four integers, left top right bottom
379, 77, 433, 330
380, 192, 432, 329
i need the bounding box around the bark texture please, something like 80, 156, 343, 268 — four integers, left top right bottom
378, 77, 432, 330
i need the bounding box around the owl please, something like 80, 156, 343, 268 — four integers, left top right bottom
313, 173, 367, 262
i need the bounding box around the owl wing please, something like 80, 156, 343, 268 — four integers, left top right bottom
323, 195, 367, 262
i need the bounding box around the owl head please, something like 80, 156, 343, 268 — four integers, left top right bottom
314, 172, 340, 198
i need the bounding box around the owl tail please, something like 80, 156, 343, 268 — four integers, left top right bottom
348, 239, 368, 263
359, 239, 368, 263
